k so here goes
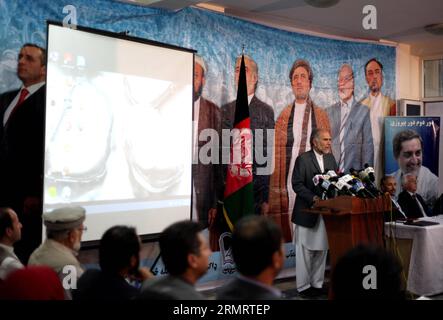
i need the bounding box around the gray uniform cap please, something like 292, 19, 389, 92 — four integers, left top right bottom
43, 206, 86, 231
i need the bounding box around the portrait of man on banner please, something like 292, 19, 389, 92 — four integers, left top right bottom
384, 117, 441, 208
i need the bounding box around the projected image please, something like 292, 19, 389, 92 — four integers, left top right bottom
45, 69, 191, 204
45, 24, 193, 241
45, 24, 193, 205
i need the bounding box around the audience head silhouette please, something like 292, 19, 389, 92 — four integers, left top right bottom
160, 220, 210, 282
331, 244, 405, 300
99, 225, 140, 275
232, 216, 283, 277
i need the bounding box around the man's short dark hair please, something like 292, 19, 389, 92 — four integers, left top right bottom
392, 130, 423, 159
160, 221, 203, 276
364, 58, 383, 74
289, 59, 313, 85
232, 216, 282, 276
331, 244, 405, 300
99, 226, 140, 274
22, 43, 47, 66
0, 207, 13, 239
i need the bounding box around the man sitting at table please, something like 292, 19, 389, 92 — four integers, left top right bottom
380, 175, 406, 221
398, 174, 433, 219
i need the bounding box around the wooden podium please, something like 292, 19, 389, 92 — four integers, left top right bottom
304, 195, 391, 269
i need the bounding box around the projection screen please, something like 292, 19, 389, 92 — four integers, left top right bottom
45, 23, 194, 242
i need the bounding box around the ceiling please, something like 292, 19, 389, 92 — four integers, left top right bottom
123, 0, 443, 57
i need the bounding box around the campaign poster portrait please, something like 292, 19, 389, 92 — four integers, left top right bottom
384, 116, 440, 205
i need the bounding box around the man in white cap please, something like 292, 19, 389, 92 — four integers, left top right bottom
28, 206, 86, 279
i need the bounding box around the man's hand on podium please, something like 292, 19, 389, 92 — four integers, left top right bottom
312, 195, 321, 207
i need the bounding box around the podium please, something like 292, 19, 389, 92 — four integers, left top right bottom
304, 195, 391, 269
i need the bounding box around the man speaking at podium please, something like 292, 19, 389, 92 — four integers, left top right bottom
292, 128, 338, 298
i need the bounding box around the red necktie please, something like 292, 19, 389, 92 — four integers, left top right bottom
7, 88, 28, 124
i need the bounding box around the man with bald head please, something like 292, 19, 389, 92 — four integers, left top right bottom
326, 64, 373, 173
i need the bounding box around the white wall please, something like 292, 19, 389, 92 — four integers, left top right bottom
425, 101, 443, 196
396, 43, 421, 100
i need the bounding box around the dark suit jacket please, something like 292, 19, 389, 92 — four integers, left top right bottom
193, 96, 222, 227
398, 191, 432, 219
73, 269, 139, 300
138, 275, 205, 300
221, 95, 275, 211
0, 85, 45, 263
292, 150, 338, 228
216, 276, 281, 300
433, 194, 443, 216
0, 85, 45, 207
326, 99, 373, 172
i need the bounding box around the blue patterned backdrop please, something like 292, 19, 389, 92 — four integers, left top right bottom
0, 0, 396, 283
0, 0, 395, 115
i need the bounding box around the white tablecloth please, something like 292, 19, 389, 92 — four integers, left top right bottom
385, 215, 443, 296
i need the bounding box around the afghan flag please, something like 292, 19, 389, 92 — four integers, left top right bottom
222, 55, 255, 232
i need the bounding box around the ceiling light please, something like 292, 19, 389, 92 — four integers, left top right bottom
424, 23, 443, 35
304, 0, 340, 8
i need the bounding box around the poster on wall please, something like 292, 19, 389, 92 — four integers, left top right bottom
384, 116, 440, 207
0, 0, 397, 282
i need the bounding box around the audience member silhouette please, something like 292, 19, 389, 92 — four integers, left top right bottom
138, 220, 211, 300
331, 244, 405, 300
217, 216, 284, 299
74, 225, 152, 300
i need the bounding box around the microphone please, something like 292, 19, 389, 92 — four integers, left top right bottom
363, 163, 376, 182
335, 178, 354, 196
313, 174, 329, 200
326, 170, 338, 178
350, 178, 376, 198
326, 170, 339, 182
312, 174, 325, 186
341, 174, 354, 184
349, 168, 360, 178
359, 169, 383, 196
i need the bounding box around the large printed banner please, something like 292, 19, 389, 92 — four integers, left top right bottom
0, 0, 396, 283
384, 117, 440, 207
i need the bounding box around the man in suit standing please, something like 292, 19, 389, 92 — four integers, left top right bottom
216, 215, 284, 300
326, 64, 373, 173
361, 58, 396, 184
0, 43, 46, 264
398, 174, 432, 219
222, 55, 275, 215
292, 128, 338, 298
192, 55, 222, 250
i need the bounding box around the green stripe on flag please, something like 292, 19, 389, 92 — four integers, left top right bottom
223, 182, 254, 231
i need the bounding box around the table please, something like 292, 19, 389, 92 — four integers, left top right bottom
385, 215, 443, 296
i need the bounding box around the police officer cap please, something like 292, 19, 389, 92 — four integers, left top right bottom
43, 206, 86, 231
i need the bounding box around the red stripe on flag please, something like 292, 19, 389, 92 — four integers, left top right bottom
234, 118, 250, 130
